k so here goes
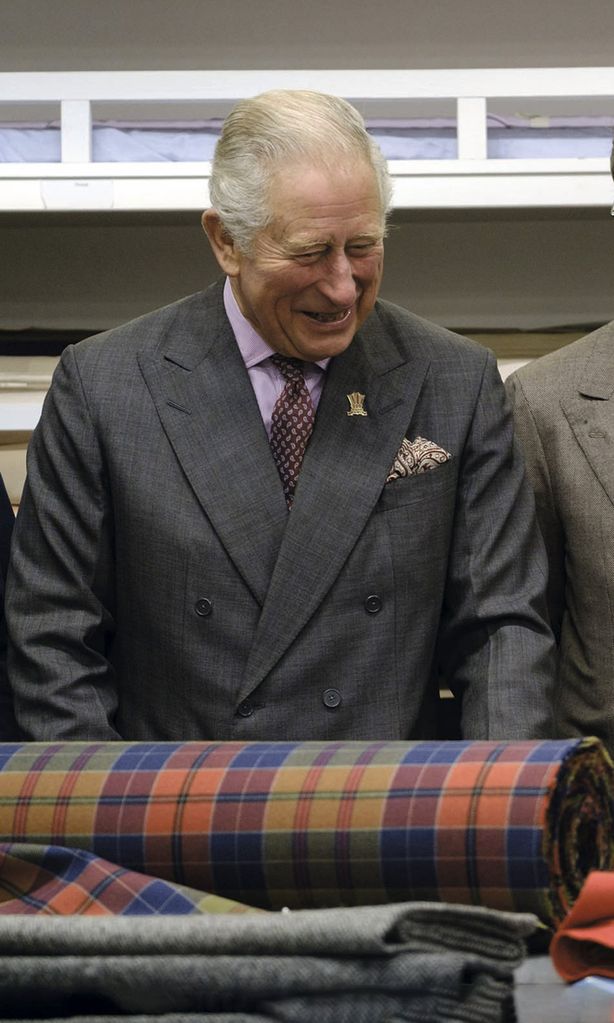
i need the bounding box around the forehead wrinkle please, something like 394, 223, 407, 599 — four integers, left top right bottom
280, 210, 384, 246
264, 165, 386, 249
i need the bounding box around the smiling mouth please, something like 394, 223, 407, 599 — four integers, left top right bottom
303, 308, 351, 323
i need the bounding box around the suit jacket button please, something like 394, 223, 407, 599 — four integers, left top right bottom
195, 597, 213, 617
237, 700, 254, 718
365, 594, 382, 614
322, 688, 342, 709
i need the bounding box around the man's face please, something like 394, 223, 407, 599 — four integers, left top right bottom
224, 160, 385, 361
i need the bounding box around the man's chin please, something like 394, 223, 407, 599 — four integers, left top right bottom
299, 334, 355, 361
293, 320, 358, 360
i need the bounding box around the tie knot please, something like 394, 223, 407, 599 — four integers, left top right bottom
270, 354, 306, 384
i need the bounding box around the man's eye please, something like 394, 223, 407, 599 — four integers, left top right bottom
348, 243, 375, 254
297, 251, 324, 262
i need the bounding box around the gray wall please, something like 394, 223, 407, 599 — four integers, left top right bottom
2, 209, 611, 332
3, 0, 614, 70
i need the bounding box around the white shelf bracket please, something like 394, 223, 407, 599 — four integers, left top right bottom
60, 100, 92, 163
457, 97, 488, 160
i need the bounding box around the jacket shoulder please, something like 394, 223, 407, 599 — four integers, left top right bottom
508, 322, 614, 402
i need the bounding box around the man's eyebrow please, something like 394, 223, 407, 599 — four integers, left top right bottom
287, 231, 383, 252
285, 237, 331, 252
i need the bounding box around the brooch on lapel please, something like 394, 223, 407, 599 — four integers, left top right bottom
346, 392, 368, 417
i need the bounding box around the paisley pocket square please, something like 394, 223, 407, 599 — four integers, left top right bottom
386, 436, 452, 482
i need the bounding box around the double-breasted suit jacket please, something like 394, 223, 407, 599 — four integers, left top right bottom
6, 282, 554, 741
507, 323, 614, 753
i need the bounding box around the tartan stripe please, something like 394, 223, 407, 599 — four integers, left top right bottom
49, 743, 104, 842
0, 738, 611, 924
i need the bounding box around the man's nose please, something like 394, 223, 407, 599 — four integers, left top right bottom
318, 253, 358, 306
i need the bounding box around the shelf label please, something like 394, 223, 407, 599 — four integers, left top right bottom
41, 179, 114, 210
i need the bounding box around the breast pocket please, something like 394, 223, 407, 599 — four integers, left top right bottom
375, 456, 456, 512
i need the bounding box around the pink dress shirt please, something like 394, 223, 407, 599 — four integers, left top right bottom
223, 278, 329, 438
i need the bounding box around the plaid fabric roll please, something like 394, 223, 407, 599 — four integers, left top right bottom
0, 738, 611, 926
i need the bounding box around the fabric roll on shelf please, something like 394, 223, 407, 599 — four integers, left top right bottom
0, 738, 611, 928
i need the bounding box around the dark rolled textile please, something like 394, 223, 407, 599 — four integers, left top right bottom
0, 737, 611, 927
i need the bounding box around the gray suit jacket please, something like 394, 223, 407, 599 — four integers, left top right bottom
506, 323, 614, 752
6, 282, 554, 741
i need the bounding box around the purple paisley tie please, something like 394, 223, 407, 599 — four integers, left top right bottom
269, 354, 315, 509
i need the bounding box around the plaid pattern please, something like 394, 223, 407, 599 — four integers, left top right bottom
0, 842, 262, 915
0, 738, 611, 925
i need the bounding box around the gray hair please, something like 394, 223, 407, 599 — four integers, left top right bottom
209, 89, 393, 252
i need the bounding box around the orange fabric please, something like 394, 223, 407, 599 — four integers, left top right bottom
551, 871, 614, 981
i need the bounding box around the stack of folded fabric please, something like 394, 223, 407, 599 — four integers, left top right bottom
0, 900, 535, 1022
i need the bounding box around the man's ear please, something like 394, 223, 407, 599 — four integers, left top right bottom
201, 209, 241, 275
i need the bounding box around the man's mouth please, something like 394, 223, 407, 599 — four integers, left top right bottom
303, 308, 351, 323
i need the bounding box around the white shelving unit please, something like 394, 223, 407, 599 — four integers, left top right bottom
0, 67, 612, 212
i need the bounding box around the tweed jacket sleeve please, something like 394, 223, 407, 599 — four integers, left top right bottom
432, 352, 555, 739
505, 371, 566, 640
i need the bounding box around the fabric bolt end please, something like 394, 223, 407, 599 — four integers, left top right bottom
543, 739, 614, 924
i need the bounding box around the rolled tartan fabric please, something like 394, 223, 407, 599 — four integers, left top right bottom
0, 738, 611, 926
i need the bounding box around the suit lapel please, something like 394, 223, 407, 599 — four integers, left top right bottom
561, 332, 614, 510
240, 306, 432, 697
138, 285, 287, 606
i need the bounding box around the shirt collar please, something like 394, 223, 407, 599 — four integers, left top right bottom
223, 277, 330, 371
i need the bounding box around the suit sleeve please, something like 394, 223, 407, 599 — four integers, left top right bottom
5, 345, 121, 740
0, 474, 17, 740
439, 354, 556, 740
505, 372, 566, 640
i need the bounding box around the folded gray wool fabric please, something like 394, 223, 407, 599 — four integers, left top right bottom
0, 952, 515, 1019
0, 900, 536, 958
0, 1017, 280, 1023
0, 902, 536, 1023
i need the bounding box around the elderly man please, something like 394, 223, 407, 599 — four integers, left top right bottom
6, 90, 554, 741
505, 141, 614, 754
